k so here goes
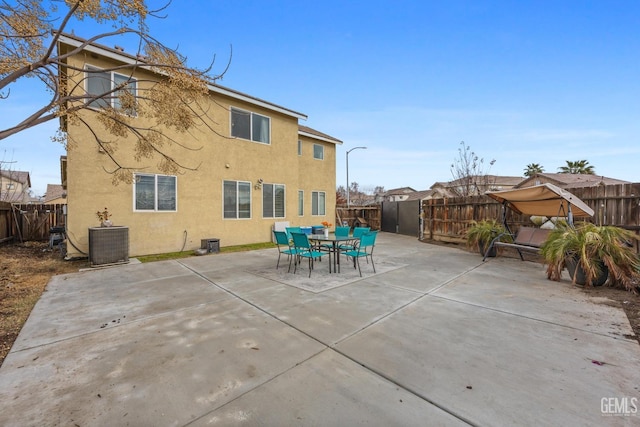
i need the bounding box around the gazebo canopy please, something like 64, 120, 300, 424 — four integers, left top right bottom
485, 183, 594, 218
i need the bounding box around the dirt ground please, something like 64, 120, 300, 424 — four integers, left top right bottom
1, 241, 639, 368
0, 242, 86, 367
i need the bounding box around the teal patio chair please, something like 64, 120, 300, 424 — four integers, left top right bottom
319, 226, 350, 253
286, 226, 302, 241
273, 230, 298, 271
343, 231, 378, 277
290, 232, 327, 277
339, 226, 370, 252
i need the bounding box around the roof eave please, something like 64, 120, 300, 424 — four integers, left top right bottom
56, 33, 308, 120
298, 130, 343, 145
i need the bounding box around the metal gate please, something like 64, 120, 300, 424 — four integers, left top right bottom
381, 200, 420, 236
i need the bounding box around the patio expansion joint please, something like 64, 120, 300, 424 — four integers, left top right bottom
177, 260, 334, 347
185, 349, 329, 426
429, 294, 637, 344
178, 262, 480, 425
9, 300, 233, 356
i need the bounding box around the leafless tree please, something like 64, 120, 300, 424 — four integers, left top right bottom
449, 141, 496, 196
1, 0, 229, 183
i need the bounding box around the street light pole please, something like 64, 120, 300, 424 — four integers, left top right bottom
346, 146, 367, 209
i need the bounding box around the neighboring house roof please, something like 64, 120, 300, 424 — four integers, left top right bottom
431, 175, 523, 193
442, 175, 523, 188
405, 189, 436, 201
385, 187, 416, 196
57, 32, 308, 121
298, 125, 343, 145
44, 184, 67, 203
0, 169, 31, 187
515, 173, 630, 189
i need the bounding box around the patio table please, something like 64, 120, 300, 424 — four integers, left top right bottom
308, 234, 354, 273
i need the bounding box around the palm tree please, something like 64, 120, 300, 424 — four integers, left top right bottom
558, 160, 595, 174
524, 163, 544, 177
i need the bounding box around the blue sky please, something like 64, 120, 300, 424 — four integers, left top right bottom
2, 0, 639, 197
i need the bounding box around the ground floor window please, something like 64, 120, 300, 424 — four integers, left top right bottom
298, 190, 304, 216
224, 180, 251, 219
263, 183, 285, 218
311, 191, 325, 215
134, 174, 177, 211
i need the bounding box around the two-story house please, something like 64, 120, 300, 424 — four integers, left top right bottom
57, 33, 341, 258
0, 170, 32, 203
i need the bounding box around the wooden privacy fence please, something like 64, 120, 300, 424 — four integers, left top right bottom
0, 203, 66, 243
336, 206, 381, 230
0, 202, 11, 243
422, 183, 640, 247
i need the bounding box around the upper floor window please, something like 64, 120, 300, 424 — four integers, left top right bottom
231, 107, 270, 144
262, 183, 285, 218
298, 140, 302, 156
313, 144, 324, 160
86, 66, 137, 114
224, 180, 251, 219
134, 174, 177, 211
6, 183, 15, 190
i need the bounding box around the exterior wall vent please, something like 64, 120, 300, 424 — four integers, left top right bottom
89, 226, 129, 267
200, 238, 220, 253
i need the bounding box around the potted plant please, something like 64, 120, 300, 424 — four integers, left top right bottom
540, 222, 640, 290
465, 219, 511, 257
96, 207, 113, 227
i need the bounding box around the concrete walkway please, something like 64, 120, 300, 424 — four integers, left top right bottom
1, 233, 638, 426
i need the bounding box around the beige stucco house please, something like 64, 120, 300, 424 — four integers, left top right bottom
43, 184, 67, 204
58, 33, 341, 258
0, 170, 32, 203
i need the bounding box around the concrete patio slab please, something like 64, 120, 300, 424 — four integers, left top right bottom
1, 232, 638, 426
242, 281, 422, 345
434, 257, 636, 339
1, 298, 325, 427
189, 349, 469, 426
13, 267, 232, 351
336, 295, 640, 426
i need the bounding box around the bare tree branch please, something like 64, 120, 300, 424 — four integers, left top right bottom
0, 0, 229, 181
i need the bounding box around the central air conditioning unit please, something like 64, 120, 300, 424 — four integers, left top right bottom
88, 226, 129, 267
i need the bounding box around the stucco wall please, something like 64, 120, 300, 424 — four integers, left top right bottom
63, 48, 337, 257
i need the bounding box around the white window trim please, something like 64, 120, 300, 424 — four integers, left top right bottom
85, 65, 138, 114
223, 180, 252, 220
133, 173, 178, 212
298, 190, 304, 216
262, 183, 286, 219
230, 106, 272, 144
313, 143, 324, 160
311, 190, 326, 216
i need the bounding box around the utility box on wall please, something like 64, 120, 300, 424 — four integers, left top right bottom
201, 238, 220, 253
89, 226, 129, 267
